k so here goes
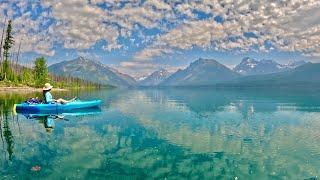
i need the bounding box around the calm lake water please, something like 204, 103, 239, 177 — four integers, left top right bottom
1, 88, 320, 179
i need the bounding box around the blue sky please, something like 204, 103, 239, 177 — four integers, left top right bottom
1, 0, 320, 78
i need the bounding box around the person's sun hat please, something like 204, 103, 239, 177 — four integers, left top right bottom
43, 83, 53, 91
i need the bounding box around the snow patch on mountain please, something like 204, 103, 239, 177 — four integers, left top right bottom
139, 68, 171, 86
234, 57, 307, 75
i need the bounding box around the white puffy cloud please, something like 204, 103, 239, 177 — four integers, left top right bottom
115, 60, 182, 79
0, 0, 175, 57
115, 61, 159, 78
136, 0, 320, 59
145, 0, 172, 11
42, 0, 120, 50
0, 1, 55, 56
135, 47, 175, 60
1, 0, 320, 75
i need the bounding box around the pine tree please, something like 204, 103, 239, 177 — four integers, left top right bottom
2, 20, 14, 81
33, 57, 49, 87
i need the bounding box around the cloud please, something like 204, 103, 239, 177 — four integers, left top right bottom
145, 0, 172, 11
43, 0, 120, 50
1, 0, 320, 76
0, 0, 176, 57
135, 0, 320, 59
114, 59, 184, 78
134, 47, 175, 60
114, 61, 158, 78
0, 1, 55, 56
77, 51, 102, 61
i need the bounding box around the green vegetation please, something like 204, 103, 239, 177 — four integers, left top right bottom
33, 57, 49, 87
0, 20, 105, 89
2, 111, 14, 161
1, 20, 14, 81
0, 56, 103, 89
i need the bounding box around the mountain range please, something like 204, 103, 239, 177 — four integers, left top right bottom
49, 57, 136, 87
139, 69, 171, 86
233, 57, 307, 75
48, 56, 315, 88
220, 62, 320, 87
160, 58, 240, 86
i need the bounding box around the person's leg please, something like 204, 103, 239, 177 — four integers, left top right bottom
55, 98, 68, 104
69, 97, 77, 102
55, 97, 77, 104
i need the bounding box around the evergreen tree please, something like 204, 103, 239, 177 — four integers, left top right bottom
33, 57, 49, 87
2, 20, 14, 81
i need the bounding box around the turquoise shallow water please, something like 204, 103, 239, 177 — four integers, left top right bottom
1, 88, 320, 179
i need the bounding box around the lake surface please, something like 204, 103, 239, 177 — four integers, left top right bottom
1, 88, 320, 179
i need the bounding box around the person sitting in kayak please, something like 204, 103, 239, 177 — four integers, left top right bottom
43, 83, 76, 104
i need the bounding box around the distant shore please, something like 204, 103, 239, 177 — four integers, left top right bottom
0, 86, 67, 93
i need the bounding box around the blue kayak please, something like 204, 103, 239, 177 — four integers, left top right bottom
14, 100, 102, 113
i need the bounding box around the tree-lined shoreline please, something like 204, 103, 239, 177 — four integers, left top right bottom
0, 19, 105, 91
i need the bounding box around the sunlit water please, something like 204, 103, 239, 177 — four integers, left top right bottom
1, 88, 320, 179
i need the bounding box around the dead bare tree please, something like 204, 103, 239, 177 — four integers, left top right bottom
0, 17, 7, 65
15, 38, 22, 74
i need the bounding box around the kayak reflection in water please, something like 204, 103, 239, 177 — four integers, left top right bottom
43, 83, 76, 104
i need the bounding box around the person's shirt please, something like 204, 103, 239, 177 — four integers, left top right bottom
45, 91, 53, 103
44, 116, 55, 128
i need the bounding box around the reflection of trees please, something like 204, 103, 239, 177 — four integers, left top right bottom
0, 113, 6, 164
1, 105, 319, 179
3, 111, 14, 161
0, 95, 17, 162
1, 89, 320, 179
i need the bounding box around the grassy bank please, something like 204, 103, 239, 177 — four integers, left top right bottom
0, 81, 65, 93
0, 79, 115, 93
